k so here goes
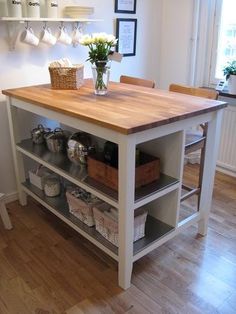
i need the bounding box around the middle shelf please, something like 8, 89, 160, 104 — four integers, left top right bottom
17, 139, 180, 208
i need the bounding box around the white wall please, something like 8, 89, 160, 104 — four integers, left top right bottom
158, 0, 194, 89
0, 0, 162, 196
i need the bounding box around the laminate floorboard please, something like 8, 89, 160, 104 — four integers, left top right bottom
0, 165, 235, 314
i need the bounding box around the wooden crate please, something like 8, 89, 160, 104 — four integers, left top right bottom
87, 152, 160, 191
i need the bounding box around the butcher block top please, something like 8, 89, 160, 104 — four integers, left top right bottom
2, 80, 227, 135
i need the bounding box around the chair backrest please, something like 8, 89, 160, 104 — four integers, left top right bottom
169, 84, 219, 100
120, 75, 155, 88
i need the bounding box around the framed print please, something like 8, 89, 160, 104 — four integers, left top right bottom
115, 0, 136, 14
116, 18, 137, 57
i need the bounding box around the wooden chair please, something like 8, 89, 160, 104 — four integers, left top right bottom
0, 193, 13, 230
120, 75, 155, 88
169, 84, 219, 207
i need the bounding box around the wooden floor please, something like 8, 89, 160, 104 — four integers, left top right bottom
0, 165, 236, 314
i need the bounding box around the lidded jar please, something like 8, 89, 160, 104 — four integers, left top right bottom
26, 0, 40, 18
46, 0, 58, 18
7, 0, 22, 18
43, 174, 60, 197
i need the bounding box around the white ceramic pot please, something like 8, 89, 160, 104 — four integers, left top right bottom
7, 0, 22, 17
26, 0, 40, 18
228, 75, 236, 95
46, 0, 58, 18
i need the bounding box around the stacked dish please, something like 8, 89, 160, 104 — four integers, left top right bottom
63, 6, 94, 18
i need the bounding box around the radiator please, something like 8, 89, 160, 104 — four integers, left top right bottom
217, 104, 236, 177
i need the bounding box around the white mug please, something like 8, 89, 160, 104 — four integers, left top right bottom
57, 26, 72, 45
20, 27, 39, 46
72, 26, 82, 47
40, 27, 57, 45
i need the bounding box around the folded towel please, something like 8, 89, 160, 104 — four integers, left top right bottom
49, 58, 73, 68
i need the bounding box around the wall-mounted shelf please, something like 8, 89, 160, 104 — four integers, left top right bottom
0, 17, 103, 23
0, 16, 103, 50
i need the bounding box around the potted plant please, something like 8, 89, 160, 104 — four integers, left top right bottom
79, 33, 118, 95
223, 60, 236, 94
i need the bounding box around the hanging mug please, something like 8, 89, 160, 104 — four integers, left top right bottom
57, 26, 72, 45
72, 26, 83, 47
20, 26, 39, 46
40, 26, 57, 46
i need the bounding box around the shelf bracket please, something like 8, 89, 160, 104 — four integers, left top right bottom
6, 21, 23, 51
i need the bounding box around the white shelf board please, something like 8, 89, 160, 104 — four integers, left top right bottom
0, 17, 102, 23
22, 181, 119, 261
17, 139, 179, 210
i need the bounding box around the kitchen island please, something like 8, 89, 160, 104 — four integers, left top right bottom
2, 80, 227, 289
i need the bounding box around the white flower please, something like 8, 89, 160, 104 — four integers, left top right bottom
93, 32, 108, 44
79, 34, 94, 46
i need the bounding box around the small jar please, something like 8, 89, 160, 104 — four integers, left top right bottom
43, 175, 60, 197
26, 0, 40, 18
46, 0, 58, 18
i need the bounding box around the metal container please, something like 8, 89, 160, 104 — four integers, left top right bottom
67, 132, 95, 165
31, 124, 51, 144
45, 128, 66, 153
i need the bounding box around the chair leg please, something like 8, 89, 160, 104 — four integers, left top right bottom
0, 198, 13, 230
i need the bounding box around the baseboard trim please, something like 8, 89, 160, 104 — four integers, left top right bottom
4, 191, 18, 204
216, 165, 236, 178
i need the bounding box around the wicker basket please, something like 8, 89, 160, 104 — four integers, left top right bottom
66, 191, 102, 227
93, 204, 147, 246
49, 64, 84, 90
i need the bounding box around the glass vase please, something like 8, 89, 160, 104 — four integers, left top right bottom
91, 61, 111, 95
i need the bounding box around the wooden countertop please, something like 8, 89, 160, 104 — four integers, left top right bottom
2, 80, 227, 135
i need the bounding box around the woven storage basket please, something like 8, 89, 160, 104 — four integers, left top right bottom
49, 64, 84, 90
66, 191, 102, 227
93, 205, 147, 246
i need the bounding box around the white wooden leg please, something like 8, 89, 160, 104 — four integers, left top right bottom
0, 195, 13, 230
6, 98, 27, 206
118, 135, 136, 289
198, 110, 223, 235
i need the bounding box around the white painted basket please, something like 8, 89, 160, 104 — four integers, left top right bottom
93, 205, 147, 247
66, 191, 102, 227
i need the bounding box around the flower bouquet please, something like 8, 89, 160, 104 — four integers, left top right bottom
79, 33, 117, 95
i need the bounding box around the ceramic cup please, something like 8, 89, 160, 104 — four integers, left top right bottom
40, 27, 57, 46
57, 26, 72, 45
20, 27, 39, 46
72, 26, 82, 47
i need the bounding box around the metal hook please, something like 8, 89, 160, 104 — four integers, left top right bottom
25, 21, 29, 29
43, 21, 47, 29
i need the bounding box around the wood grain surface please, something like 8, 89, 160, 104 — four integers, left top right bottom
2, 80, 227, 135
0, 166, 236, 313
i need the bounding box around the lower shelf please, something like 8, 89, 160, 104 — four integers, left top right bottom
22, 181, 174, 259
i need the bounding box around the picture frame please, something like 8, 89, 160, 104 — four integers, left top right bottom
116, 18, 137, 57
115, 0, 137, 14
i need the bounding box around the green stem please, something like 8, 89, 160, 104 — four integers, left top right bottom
95, 66, 107, 91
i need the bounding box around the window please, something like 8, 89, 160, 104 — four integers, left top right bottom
210, 0, 236, 83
